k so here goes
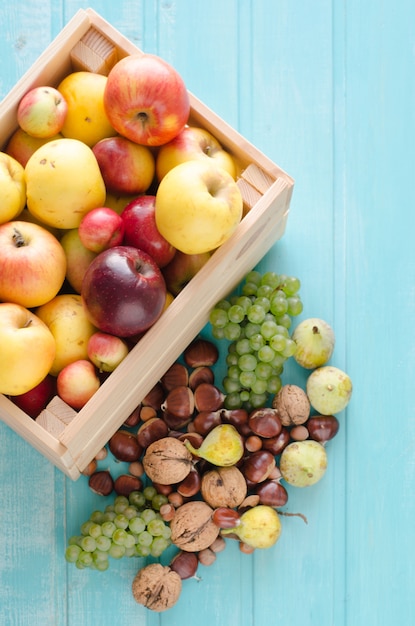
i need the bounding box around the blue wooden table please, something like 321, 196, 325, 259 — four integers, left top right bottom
1, 1, 414, 624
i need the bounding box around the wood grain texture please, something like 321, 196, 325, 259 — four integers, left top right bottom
1, 1, 414, 624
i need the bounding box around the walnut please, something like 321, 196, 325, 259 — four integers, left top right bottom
272, 384, 310, 426
170, 500, 219, 552
200, 465, 247, 508
132, 563, 182, 612
142, 437, 193, 484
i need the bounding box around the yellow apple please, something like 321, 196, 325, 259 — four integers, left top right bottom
0, 152, 26, 224
60, 228, 97, 294
25, 138, 106, 229
35, 294, 97, 376
155, 160, 243, 254
58, 71, 117, 147
156, 126, 237, 181
0, 303, 56, 396
0, 220, 67, 308
5, 127, 63, 167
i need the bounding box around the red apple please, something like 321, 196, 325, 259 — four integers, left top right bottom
0, 220, 67, 308
103, 53, 190, 146
92, 136, 155, 195
87, 331, 129, 372
78, 207, 125, 253
162, 250, 211, 295
5, 127, 63, 167
10, 374, 57, 419
121, 196, 176, 268
17, 86, 68, 138
57, 359, 100, 410
81, 246, 166, 337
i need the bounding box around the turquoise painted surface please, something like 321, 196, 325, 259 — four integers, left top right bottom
0, 1, 414, 624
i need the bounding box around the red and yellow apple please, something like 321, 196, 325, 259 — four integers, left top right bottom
78, 207, 125, 253
57, 359, 100, 410
25, 138, 107, 229
36, 294, 97, 376
155, 160, 243, 254
59, 228, 97, 294
5, 127, 63, 167
92, 136, 155, 195
0, 152, 26, 223
17, 86, 68, 138
103, 53, 190, 146
10, 374, 57, 418
0, 220, 67, 308
156, 126, 237, 181
0, 303, 56, 396
162, 250, 211, 295
81, 246, 166, 337
57, 71, 117, 147
121, 195, 176, 268
87, 331, 130, 373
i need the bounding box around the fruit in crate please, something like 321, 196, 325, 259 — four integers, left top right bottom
0, 220, 66, 308
92, 136, 155, 195
0, 152, 26, 223
78, 207, 125, 253
25, 138, 106, 229
60, 228, 98, 294
81, 246, 166, 337
156, 126, 237, 181
103, 53, 190, 146
121, 196, 176, 268
10, 374, 56, 418
0, 303, 56, 396
306, 365, 353, 415
87, 332, 129, 373
36, 294, 97, 376
16, 86, 68, 138
5, 128, 63, 167
57, 359, 101, 410
57, 71, 117, 146
162, 250, 211, 295
155, 160, 243, 254
292, 317, 335, 369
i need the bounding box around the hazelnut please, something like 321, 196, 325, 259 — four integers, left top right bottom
170, 500, 219, 552
272, 384, 310, 426
132, 563, 182, 612
201, 466, 247, 509
183, 338, 219, 368
142, 437, 193, 485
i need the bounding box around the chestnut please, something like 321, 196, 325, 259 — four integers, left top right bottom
160, 362, 189, 391
89, 470, 114, 496
254, 479, 289, 507
161, 386, 194, 419
241, 450, 276, 483
109, 429, 143, 462
193, 383, 225, 412
137, 417, 169, 448
248, 407, 282, 438
114, 474, 143, 496
188, 366, 214, 390
307, 415, 339, 443
170, 551, 199, 579
183, 338, 219, 368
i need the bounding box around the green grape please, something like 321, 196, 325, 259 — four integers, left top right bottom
235, 338, 251, 356
270, 294, 288, 317
124, 533, 136, 549
260, 271, 281, 289
89, 511, 105, 524
260, 319, 279, 340
80, 536, 96, 553
212, 326, 226, 340
286, 296, 303, 316
209, 308, 229, 328
68, 535, 82, 546
240, 390, 250, 402
227, 304, 245, 324
135, 545, 151, 557
223, 322, 242, 341
124, 546, 137, 558
281, 276, 301, 296
88, 523, 102, 539
244, 322, 261, 339
224, 392, 243, 409
80, 521, 94, 536
141, 508, 157, 524
245, 270, 262, 285
102, 511, 116, 522
112, 528, 128, 546
251, 378, 268, 395
109, 543, 125, 559
151, 493, 168, 511
114, 514, 129, 530
239, 370, 256, 388
129, 491, 146, 509
276, 313, 292, 329
281, 338, 297, 358
226, 352, 239, 367
236, 295, 253, 313
137, 530, 153, 547
255, 362, 273, 380
267, 375, 282, 394
92, 549, 109, 564
249, 391, 268, 408
128, 516, 146, 535
241, 281, 258, 296
253, 296, 270, 312
256, 284, 274, 299
65, 545, 82, 563
269, 333, 287, 353
147, 518, 168, 537
238, 353, 258, 372
77, 551, 94, 567
227, 364, 242, 380
95, 535, 111, 552
257, 345, 276, 363
215, 299, 232, 311
247, 304, 266, 324
143, 486, 157, 501
223, 376, 242, 394
113, 495, 129, 514
270, 353, 286, 369
150, 537, 170, 557
123, 505, 139, 520
101, 521, 116, 538
249, 333, 265, 351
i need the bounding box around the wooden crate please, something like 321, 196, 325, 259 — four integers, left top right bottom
0, 8, 294, 479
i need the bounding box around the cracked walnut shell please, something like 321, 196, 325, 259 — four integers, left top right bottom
272, 384, 310, 426
132, 563, 182, 612
170, 500, 219, 552
142, 436, 193, 485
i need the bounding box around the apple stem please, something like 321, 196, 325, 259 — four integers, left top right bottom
12, 228, 27, 248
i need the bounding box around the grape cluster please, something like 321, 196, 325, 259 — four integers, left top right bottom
209, 271, 302, 410
65, 487, 172, 571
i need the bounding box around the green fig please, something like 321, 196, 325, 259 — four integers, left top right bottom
222, 505, 282, 549
292, 317, 335, 369
185, 423, 244, 467
280, 440, 327, 487
306, 365, 352, 415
